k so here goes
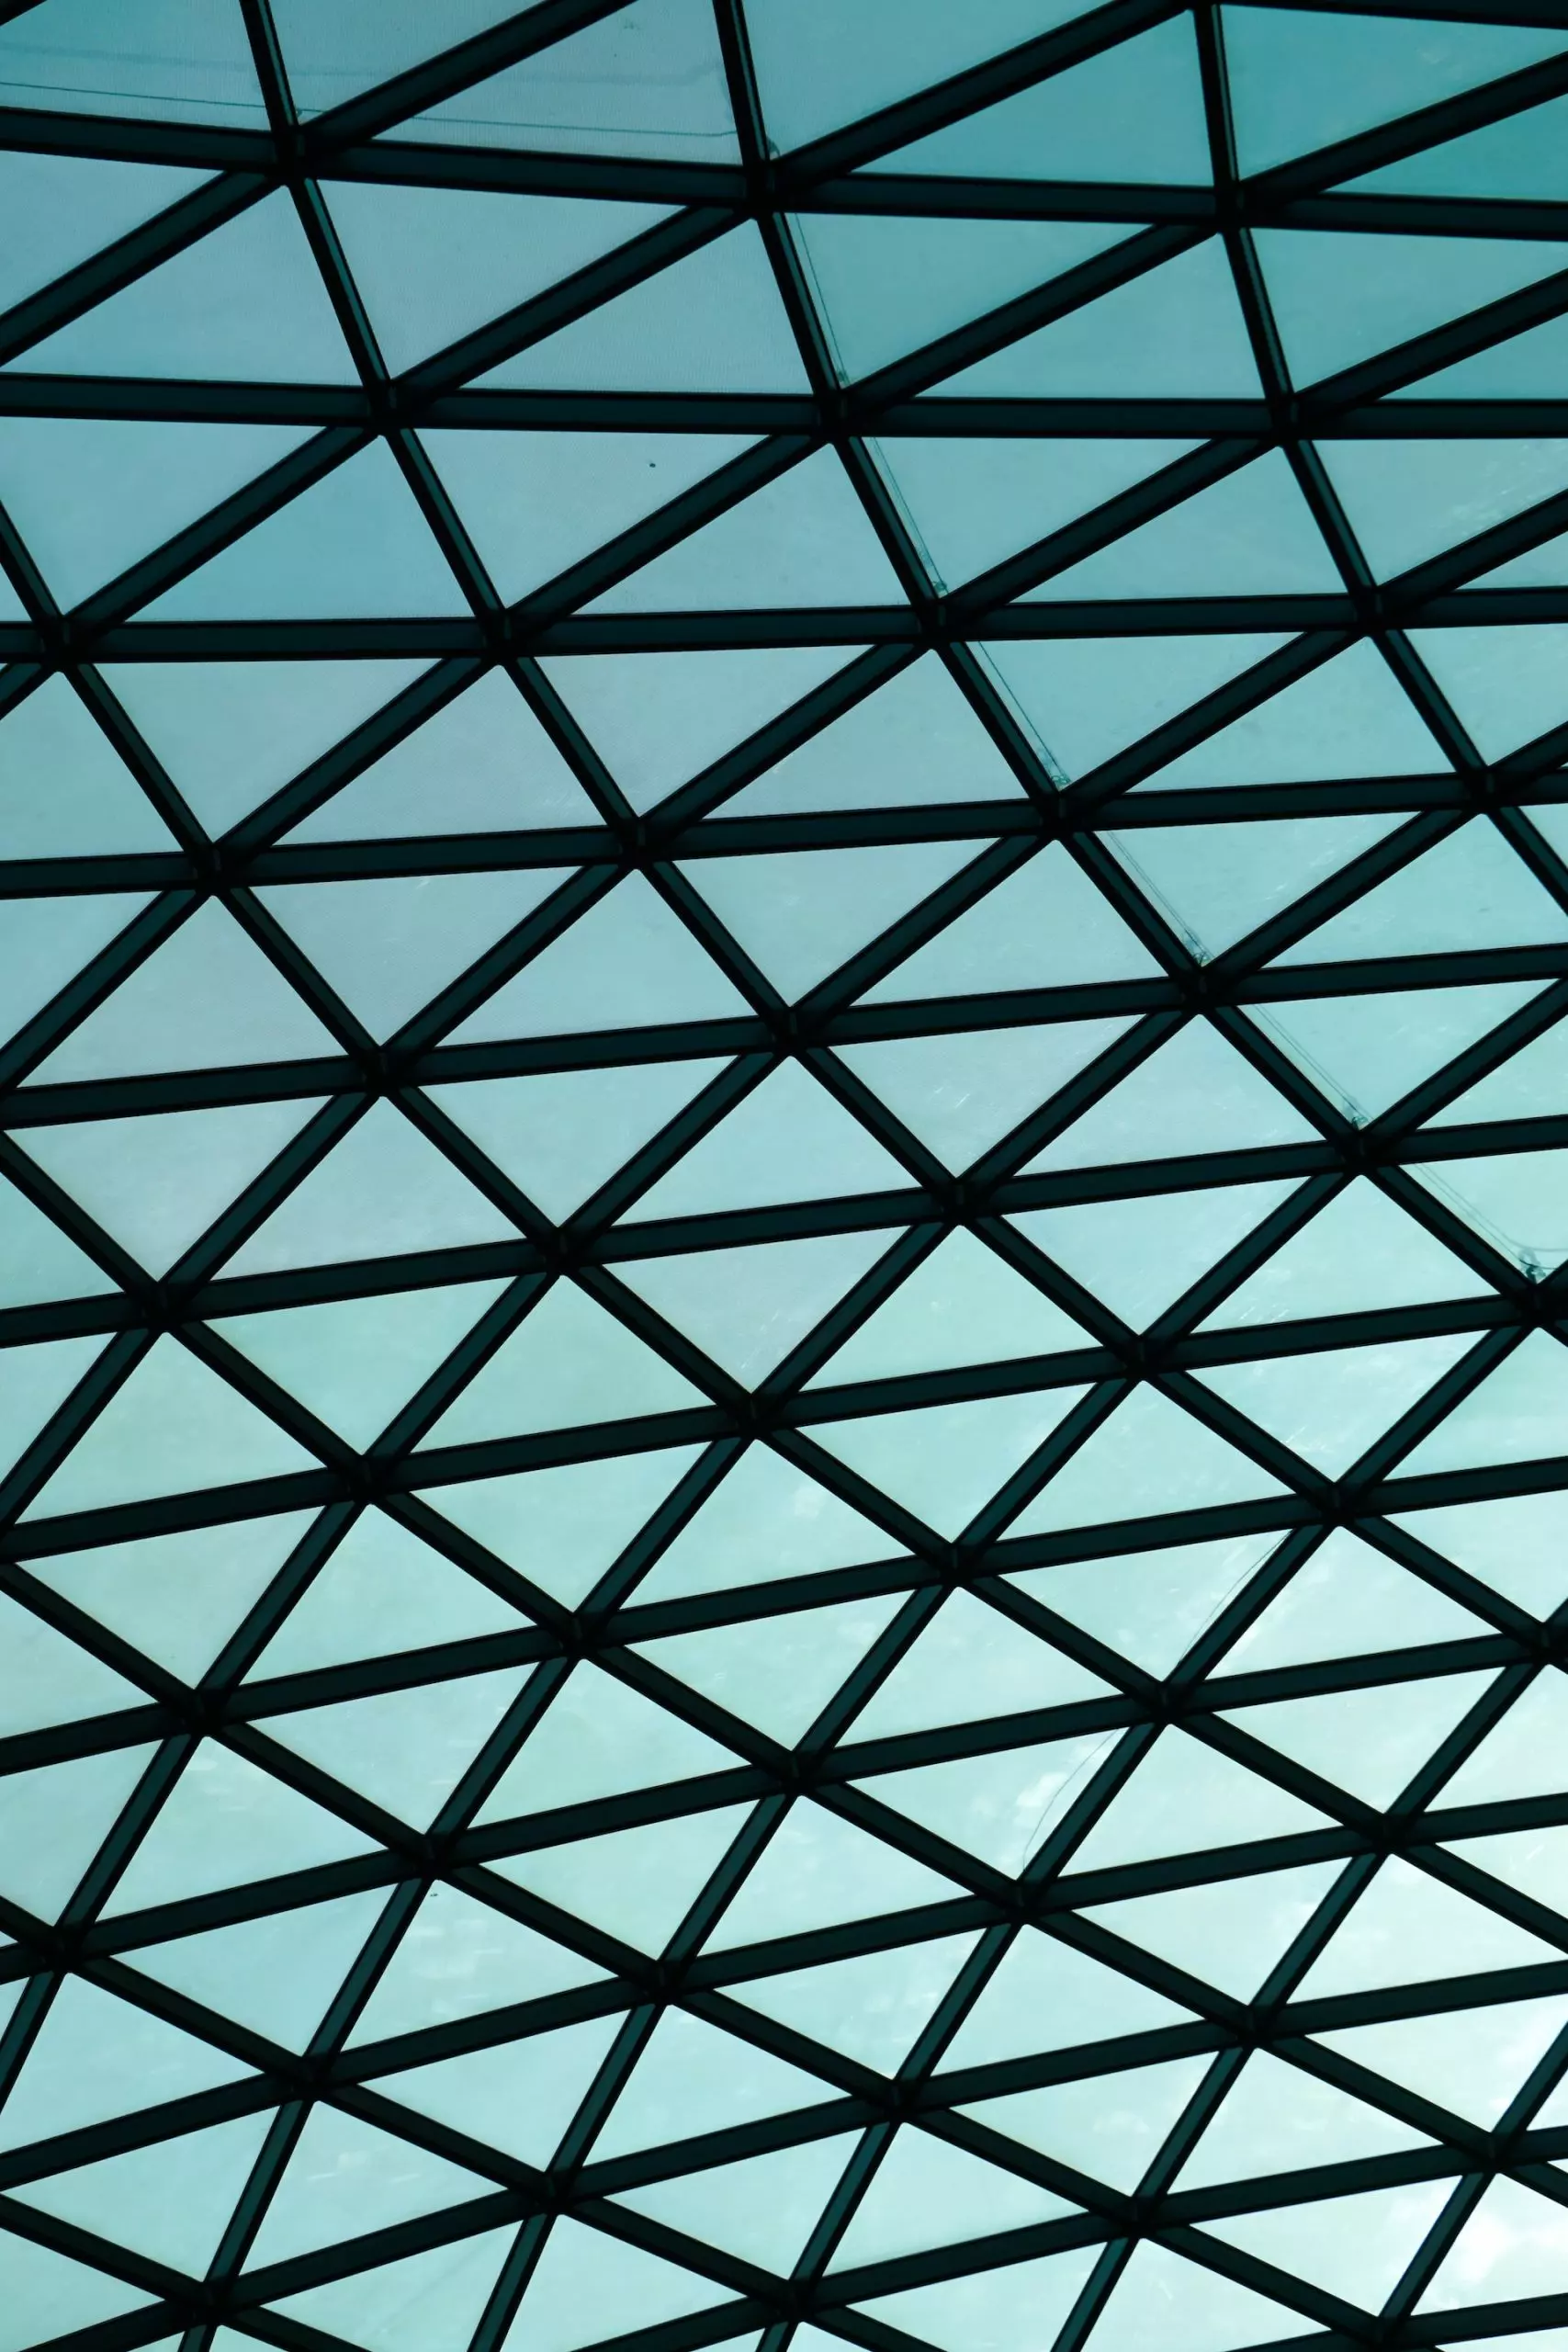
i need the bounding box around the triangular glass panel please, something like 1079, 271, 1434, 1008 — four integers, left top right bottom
1294, 1853, 1556, 1997
265, 1664, 531, 1828
856, 2247, 1100, 2352
271, 0, 523, 115
1089, 2238, 1322, 2350
839, 1016, 1135, 1172
103, 655, 431, 836
427, 1446, 706, 1608
447, 873, 748, 1040
13, 2110, 273, 2275
31, 900, 335, 1083
591, 447, 908, 611
964, 2054, 1212, 2193
1010, 1383, 1287, 1537
1082, 1861, 1344, 2000
1009, 1532, 1278, 1677
829, 2125, 1073, 2268
130, 1889, 389, 2051
379, 2013, 625, 2165
792, 210, 1135, 382
1036, 448, 1342, 599
482, 224, 802, 390
0, 1171, 115, 1307
28, 1512, 317, 1682
732, 1931, 979, 2074
935, 238, 1264, 399
687, 839, 978, 1000
24, 1337, 316, 1521
0, 149, 208, 312
1231, 1670, 1493, 1807
616, 2132, 855, 2273
271, 2227, 514, 2352
224, 1101, 513, 1275
1318, 436, 1568, 582
1071, 1727, 1327, 1872
1403, 303, 1568, 399
1396, 1329, 1568, 1476
1193, 1331, 1474, 1475
1316, 1990, 1568, 2126
1203, 1181, 1489, 1328
243, 2103, 492, 2269
810, 1230, 1087, 1389
1177, 2049, 1431, 2188
1350, 86, 1568, 199
1428, 1003, 1568, 1125
984, 630, 1289, 780
1446, 1826, 1568, 1918
502, 2215, 724, 2348
1, 892, 152, 1046
430, 1059, 728, 1223
0, 0, 261, 122
592, 2006, 827, 2157
1225, 1526, 1488, 1671
422, 1281, 702, 1446
101, 1736, 378, 1917
1417, 2173, 1568, 2312
1390, 1490, 1568, 1619
633, 1591, 902, 1744
872, 1730, 1115, 1877
620, 1229, 890, 1385
0, 1332, 110, 1477
0, 674, 173, 857
728, 652, 1027, 814
22, 1096, 322, 1275
627, 1060, 907, 1220
863, 843, 1157, 1001
0, 1976, 251, 2153
1109, 813, 1403, 957
252, 1508, 521, 1677
1252, 980, 1542, 1122
702, 1798, 962, 1951
1012, 1181, 1300, 1329
1410, 621, 1568, 758
321, 180, 671, 372
0, 1745, 159, 1920
1134, 638, 1444, 790
349, 1882, 602, 2048
474, 1661, 732, 1822
1439, 1668, 1568, 1807
494, 1804, 754, 1952
1260, 228, 1568, 387
0, 2238, 148, 2339
142, 441, 468, 619
946, 1928, 1189, 2071
813, 1383, 1091, 1540
0, 1589, 140, 1732
850, 1589, 1109, 1741
635, 1444, 897, 1606
424, 426, 756, 602
0, 416, 311, 607
24, 189, 357, 379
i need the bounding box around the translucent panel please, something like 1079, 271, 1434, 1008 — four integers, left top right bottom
446, 878, 743, 1043
944, 1928, 1189, 2071
0, 150, 208, 313
1392, 1490, 1568, 1618
13, 2109, 272, 2273
1112, 814, 1398, 962
1439, 1668, 1568, 1807
396, 0, 738, 160
0, 1171, 114, 1306
381, 2013, 624, 2165
104, 655, 431, 835
1225, 1527, 1487, 1670
24, 1338, 316, 1521
0, 415, 310, 607
1082, 1862, 1343, 1999
830, 2126, 1072, 2267
0, 674, 173, 857
1429, 1001, 1568, 1124
540, 642, 856, 809
733, 1931, 978, 2072
0, 1976, 250, 2152
635, 1591, 902, 1743
267, 1664, 530, 1827
965, 2055, 1210, 2192
1231, 1670, 1493, 1807
130, 1888, 389, 2049
727, 652, 1027, 814
0, 1590, 140, 1733
810, 1229, 1087, 1389
1418, 2174, 1568, 2312
322, 181, 671, 373
1295, 1854, 1556, 1997
1477, 521, 1568, 587
984, 631, 1289, 780
1280, 819, 1568, 965
857, 2245, 1100, 2352
23, 1097, 321, 1275
1318, 436, 1568, 582
592, 2007, 827, 2157
288, 671, 597, 838
1316, 1992, 1568, 2125
101, 1737, 377, 1917
432, 1060, 725, 1223
1448, 1825, 1568, 1917
619, 1229, 890, 1385
272, 0, 523, 116
423, 1282, 703, 1446
273, 2228, 514, 2352
1403, 304, 1568, 400
863, 842, 1157, 1001
591, 447, 908, 611
0, 1745, 159, 1920
793, 211, 1134, 382
1072, 1728, 1327, 1871
1225, 6, 1566, 172
1134, 637, 1444, 790
226, 1102, 513, 1276
874, 1729, 1115, 1877
814, 1383, 1091, 1540
629, 1060, 907, 1219
252, 1513, 517, 1679
1352, 87, 1568, 199
1, 892, 152, 1046
1035, 447, 1343, 599
1090, 2239, 1313, 2351
1178, 2049, 1430, 2189
1396, 1329, 1568, 1475
350, 1882, 602, 2047
26, 190, 357, 380
28, 1512, 316, 1682
838, 1016, 1135, 1171
243, 2105, 491, 2269
636, 1444, 896, 1606
1409, 622, 1568, 757
1010, 1384, 1286, 1536
853, 1587, 1108, 1741
0, 1334, 110, 1478
703, 1799, 961, 1951
0, 2232, 151, 2340
474, 1662, 733, 1822
1195, 1331, 1473, 1475
424, 426, 756, 601
495, 1804, 753, 1952
1013, 1181, 1298, 1330
617, 2133, 856, 2272
1203, 1182, 1486, 1328
1253, 980, 1542, 1122
938, 239, 1264, 399
431, 1446, 706, 1608
501, 2215, 724, 2352
1010, 1533, 1276, 1677
218, 1272, 480, 1461
875, 18, 1211, 183
1257, 228, 1568, 388
688, 838, 977, 998
0, 0, 263, 124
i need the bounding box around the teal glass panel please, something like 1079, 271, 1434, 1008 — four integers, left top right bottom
223, 1102, 513, 1275
348, 1882, 603, 2046
626, 1061, 907, 1220
616, 1228, 892, 1385
1316, 436, 1568, 580
212, 1279, 509, 1446
964, 2054, 1210, 2191
1202, 1181, 1485, 1327
1031, 447, 1343, 599
1088, 2240, 1304, 2352
861, 843, 1157, 1001
381, 2012, 625, 2164
1408, 622, 1568, 756
1081, 1861, 1343, 1999
271, 2227, 514, 2352
0, 1746, 160, 1921
0, 149, 209, 312
983, 631, 1289, 780
272, 1, 522, 116
1418, 2177, 1568, 2313
836, 1016, 1136, 1170
0, 0, 264, 124
130, 1888, 389, 2050
27, 1512, 317, 1681
1226, 1527, 1486, 1669
430, 1058, 729, 1221
633, 1590, 902, 1743
99, 1737, 377, 1917
702, 1800, 961, 1951
942, 1928, 1188, 2071
1132, 638, 1445, 791
0, 675, 174, 856
12, 2110, 273, 2274
1024, 1020, 1313, 1172
242, 2105, 491, 2269
1295, 1855, 1556, 1997
430, 1446, 707, 1607
634, 1445, 895, 1606
1256, 228, 1568, 387
1010, 1532, 1277, 1676
729, 654, 1025, 814
857, 2246, 1100, 2352
615, 2133, 857, 2272
829, 2127, 1072, 2267
0, 1976, 251, 2152
733, 1931, 979, 2072
1012, 1384, 1286, 1536
473, 1662, 733, 1822
870, 1728, 1114, 1874
807, 1229, 1088, 1389
1178, 2049, 1430, 2188
495, 1804, 754, 1951
813, 1382, 1090, 1540
1012, 1181, 1299, 1329
685, 838, 977, 999
1252, 978, 1544, 1123
497, 2216, 725, 2351
1195, 1330, 1474, 1475
423, 1282, 703, 1446
1230, 1668, 1492, 1806
1351, 88, 1568, 198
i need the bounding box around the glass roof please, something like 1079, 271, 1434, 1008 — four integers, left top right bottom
3, 4, 1568, 2349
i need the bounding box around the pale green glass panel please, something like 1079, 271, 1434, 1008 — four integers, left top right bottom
0, 2233, 151, 2340
1447, 1826, 1568, 1917
1178, 2050, 1429, 2189
130, 1888, 389, 2050
251, 1510, 522, 1678
423, 1281, 703, 1448
851, 1589, 1108, 1740
590, 447, 907, 611
636, 1445, 895, 1607
1089, 2240, 1310, 2352
1036, 448, 1342, 600
1010, 1533, 1275, 1677
983, 630, 1289, 780
1279, 820, 1568, 965
1112, 814, 1400, 960
870, 435, 1195, 593
793, 212, 1133, 382
1403, 306, 1568, 398
1252, 979, 1542, 1122
1316, 1991, 1568, 2125
1317, 436, 1568, 581
474, 1661, 732, 1822
273, 0, 522, 116
838, 1017, 1135, 1171
13, 2110, 272, 2276
243, 2105, 490, 2269
813, 1384, 1090, 1540
634, 1591, 902, 1745
349, 1882, 603, 2047
1410, 622, 1568, 757
1255, 229, 1568, 387
732, 1932, 978, 2073
1417, 2176, 1568, 2313
23, 1337, 315, 1521
1226, 1527, 1486, 1670
431, 1059, 727, 1222
0, 1171, 114, 1306
856, 2246, 1099, 2352
964, 2055, 1210, 2192
702, 1799, 960, 1951
1195, 1331, 1473, 1476
1477, 522, 1568, 587
502, 2216, 724, 2352
616, 2134, 856, 2272
381, 2013, 624, 2165
1397, 1329, 1568, 1476
1391, 1491, 1568, 1619
863, 843, 1157, 1001
874, 17, 1210, 182
0, 415, 310, 608
103, 656, 431, 835
25, 190, 357, 380
943, 1928, 1188, 2071
0, 0, 262, 122
1, 892, 151, 1046
0, 1333, 108, 1479
1205, 1181, 1486, 1327
629, 1061, 906, 1220
688, 839, 976, 999
0, 1589, 140, 1733
0, 1976, 250, 2153
1418, 1148, 1568, 1278
829, 2127, 1072, 2268
1295, 1854, 1555, 1997
870, 1730, 1114, 1875
0, 1746, 159, 1920
428, 1446, 705, 1609
322, 180, 670, 372
1134, 638, 1444, 790
24, 1097, 320, 1277
101, 1737, 377, 1917
812, 1230, 1085, 1390
1232, 1670, 1493, 1807
1011, 1384, 1286, 1536
0, 149, 208, 312
494, 1804, 753, 1952
1025, 1020, 1312, 1171
728, 653, 1027, 815
0, 673, 173, 856
28, 1513, 316, 1682
1439, 1668, 1568, 1806
1081, 1861, 1342, 1999
592, 2007, 828, 2158
448, 874, 748, 1042
1012, 1181, 1298, 1329
266, 1664, 531, 1828
212, 1280, 508, 1448
604, 1229, 892, 1385
273, 2228, 513, 2352
1072, 1729, 1327, 1871
225, 1102, 513, 1276
1351, 88, 1568, 198
1429, 994, 1568, 1122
